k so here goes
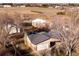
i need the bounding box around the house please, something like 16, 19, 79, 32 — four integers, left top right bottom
55, 5, 64, 10
20, 5, 26, 7
3, 5, 11, 8
28, 32, 61, 51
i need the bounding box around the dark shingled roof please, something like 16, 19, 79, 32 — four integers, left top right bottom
28, 32, 50, 45
48, 30, 62, 39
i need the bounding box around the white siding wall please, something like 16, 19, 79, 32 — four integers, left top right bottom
36, 38, 60, 51
36, 38, 51, 51
37, 43, 49, 51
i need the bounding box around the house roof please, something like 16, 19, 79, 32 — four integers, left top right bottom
48, 30, 62, 39
28, 32, 50, 45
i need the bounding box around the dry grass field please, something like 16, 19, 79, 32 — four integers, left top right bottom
0, 6, 76, 22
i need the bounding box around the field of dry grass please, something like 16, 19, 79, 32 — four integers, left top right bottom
0, 6, 77, 22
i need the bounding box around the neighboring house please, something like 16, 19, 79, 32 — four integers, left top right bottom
20, 5, 26, 7
3, 5, 11, 7
9, 26, 20, 34
4, 23, 21, 34
32, 18, 47, 28
55, 5, 64, 10
16, 5, 26, 7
